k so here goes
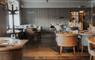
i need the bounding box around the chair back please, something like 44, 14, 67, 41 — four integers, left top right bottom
25, 28, 34, 36
81, 35, 89, 46
56, 32, 77, 47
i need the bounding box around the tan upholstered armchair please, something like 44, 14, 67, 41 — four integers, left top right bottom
56, 32, 77, 54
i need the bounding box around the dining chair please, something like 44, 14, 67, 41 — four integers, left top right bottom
25, 28, 35, 41
81, 35, 89, 54
80, 32, 94, 54
88, 36, 95, 60
56, 32, 77, 54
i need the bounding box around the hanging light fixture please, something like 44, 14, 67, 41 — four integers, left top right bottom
46, 0, 48, 3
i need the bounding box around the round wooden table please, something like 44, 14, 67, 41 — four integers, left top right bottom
79, 31, 95, 53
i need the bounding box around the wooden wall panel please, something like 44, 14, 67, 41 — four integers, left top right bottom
21, 8, 91, 31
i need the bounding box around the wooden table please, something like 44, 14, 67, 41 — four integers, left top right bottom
7, 29, 21, 38
0, 37, 28, 60
79, 32, 94, 45
79, 31, 95, 53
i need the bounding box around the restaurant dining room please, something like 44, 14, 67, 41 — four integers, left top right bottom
0, 0, 95, 60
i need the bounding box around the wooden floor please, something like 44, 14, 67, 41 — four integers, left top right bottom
22, 33, 90, 60
23, 47, 89, 60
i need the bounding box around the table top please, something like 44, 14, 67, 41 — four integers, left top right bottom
7, 29, 21, 34
0, 37, 28, 51
79, 31, 95, 35
88, 37, 95, 45
56, 31, 95, 36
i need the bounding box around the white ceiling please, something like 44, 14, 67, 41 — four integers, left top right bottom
22, 0, 91, 2
21, 0, 95, 8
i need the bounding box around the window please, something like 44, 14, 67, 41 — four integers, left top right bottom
8, 0, 20, 28
8, 11, 20, 28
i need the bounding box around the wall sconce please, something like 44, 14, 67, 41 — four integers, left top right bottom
79, 10, 84, 13
79, 10, 85, 16
55, 16, 64, 19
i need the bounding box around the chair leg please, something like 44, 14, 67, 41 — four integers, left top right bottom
90, 55, 92, 60
60, 46, 63, 54
81, 46, 84, 54
73, 47, 76, 54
